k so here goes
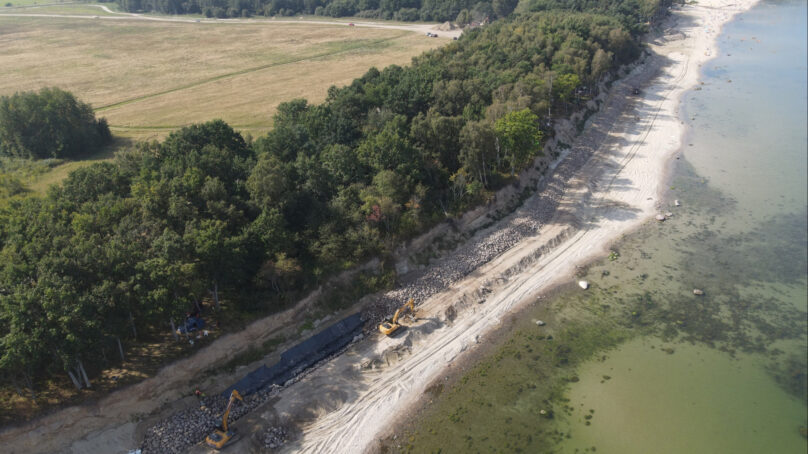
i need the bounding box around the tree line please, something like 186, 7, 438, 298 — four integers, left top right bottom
1, 2, 665, 396
114, 0, 665, 31
116, 0, 517, 22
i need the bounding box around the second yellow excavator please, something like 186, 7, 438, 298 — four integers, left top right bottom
205, 389, 243, 450
378, 299, 416, 336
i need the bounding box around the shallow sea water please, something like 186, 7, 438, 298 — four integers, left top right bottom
561, 0, 807, 452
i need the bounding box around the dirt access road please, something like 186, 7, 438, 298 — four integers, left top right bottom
0, 4, 463, 39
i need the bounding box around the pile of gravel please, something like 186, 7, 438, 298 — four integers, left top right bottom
140, 385, 279, 453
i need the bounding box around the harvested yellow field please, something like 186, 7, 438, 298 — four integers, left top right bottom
0, 17, 444, 139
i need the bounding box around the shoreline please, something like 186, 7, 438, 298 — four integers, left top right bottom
383, 0, 767, 448
272, 1, 762, 452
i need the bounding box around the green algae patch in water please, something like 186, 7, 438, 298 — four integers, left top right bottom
384, 184, 806, 453
381, 301, 635, 454
561, 339, 807, 454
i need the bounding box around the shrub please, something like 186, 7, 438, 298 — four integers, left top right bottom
0, 88, 111, 160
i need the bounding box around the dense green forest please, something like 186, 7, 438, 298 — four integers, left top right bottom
115, 0, 510, 22
0, 1, 667, 398
0, 88, 111, 160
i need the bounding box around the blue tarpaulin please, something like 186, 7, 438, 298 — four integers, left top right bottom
177, 316, 205, 334
222, 312, 363, 396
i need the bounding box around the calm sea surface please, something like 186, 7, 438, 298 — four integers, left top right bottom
561, 2, 807, 452
399, 1, 807, 452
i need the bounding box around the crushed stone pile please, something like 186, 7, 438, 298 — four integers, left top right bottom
138, 332, 362, 452
140, 385, 279, 453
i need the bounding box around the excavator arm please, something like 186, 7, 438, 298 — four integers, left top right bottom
221, 390, 243, 432
206, 389, 244, 449
392, 299, 415, 324
379, 299, 416, 336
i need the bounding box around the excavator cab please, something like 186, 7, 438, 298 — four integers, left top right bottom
378, 299, 416, 336
206, 390, 243, 450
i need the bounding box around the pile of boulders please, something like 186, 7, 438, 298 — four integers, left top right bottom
140, 405, 221, 454
139, 334, 369, 454
140, 385, 281, 453
364, 216, 544, 323
262, 426, 288, 450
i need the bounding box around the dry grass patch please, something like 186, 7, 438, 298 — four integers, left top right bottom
0, 4, 118, 14
0, 17, 443, 141
104, 32, 436, 131
0, 16, 444, 186
0, 138, 126, 205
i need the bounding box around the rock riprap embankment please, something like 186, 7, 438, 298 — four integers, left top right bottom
364, 138, 596, 323
140, 385, 278, 453
139, 90, 605, 452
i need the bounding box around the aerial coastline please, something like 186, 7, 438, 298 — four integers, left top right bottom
281, 0, 765, 452
0, 1, 768, 452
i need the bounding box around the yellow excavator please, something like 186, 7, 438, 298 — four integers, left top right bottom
378, 299, 416, 336
205, 389, 243, 450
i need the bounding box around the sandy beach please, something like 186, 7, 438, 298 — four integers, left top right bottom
250, 1, 763, 452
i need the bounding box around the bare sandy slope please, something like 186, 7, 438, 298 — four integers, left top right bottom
0, 5, 463, 38
209, 1, 759, 453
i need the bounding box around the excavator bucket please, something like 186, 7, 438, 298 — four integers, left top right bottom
205, 429, 237, 450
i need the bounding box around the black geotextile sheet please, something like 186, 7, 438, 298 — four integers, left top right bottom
222, 312, 363, 396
